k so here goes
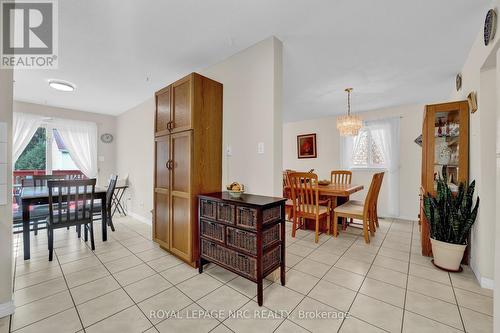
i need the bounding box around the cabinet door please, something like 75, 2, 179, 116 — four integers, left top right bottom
169, 131, 192, 261
155, 86, 171, 136
154, 135, 170, 248
171, 76, 192, 133
425, 102, 468, 194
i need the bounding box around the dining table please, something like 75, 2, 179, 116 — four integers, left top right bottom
20, 186, 108, 260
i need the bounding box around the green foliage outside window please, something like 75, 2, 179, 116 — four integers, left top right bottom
15, 127, 46, 170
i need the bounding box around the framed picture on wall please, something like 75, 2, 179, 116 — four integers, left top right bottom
297, 133, 317, 158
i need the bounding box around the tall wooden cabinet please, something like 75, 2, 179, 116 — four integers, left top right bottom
153, 73, 223, 266
419, 101, 469, 257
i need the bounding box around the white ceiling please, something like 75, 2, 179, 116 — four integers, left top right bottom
13, 0, 490, 122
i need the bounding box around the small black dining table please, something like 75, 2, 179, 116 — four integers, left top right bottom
21, 186, 108, 260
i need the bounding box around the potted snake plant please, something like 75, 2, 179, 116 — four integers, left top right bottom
423, 177, 479, 271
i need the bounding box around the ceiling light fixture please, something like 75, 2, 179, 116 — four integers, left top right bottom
48, 79, 76, 92
336, 88, 362, 136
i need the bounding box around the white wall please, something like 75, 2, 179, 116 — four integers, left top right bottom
283, 104, 423, 220
116, 37, 284, 222
116, 98, 155, 223
0, 69, 14, 318
448, 0, 500, 290
201, 36, 283, 196
13, 101, 116, 185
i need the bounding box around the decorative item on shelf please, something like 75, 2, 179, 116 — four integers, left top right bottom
423, 177, 479, 272
336, 88, 362, 136
436, 118, 443, 137
297, 133, 317, 158
467, 91, 478, 113
448, 122, 460, 136
100, 133, 114, 143
484, 8, 497, 46
437, 141, 452, 165
455, 73, 462, 91
414, 134, 423, 147
226, 182, 245, 198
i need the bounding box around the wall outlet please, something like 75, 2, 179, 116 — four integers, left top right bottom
226, 145, 232, 157
257, 142, 264, 154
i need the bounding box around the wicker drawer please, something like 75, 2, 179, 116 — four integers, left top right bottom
227, 224, 280, 255
217, 203, 235, 224
200, 199, 217, 220
201, 239, 257, 279
263, 245, 281, 272
263, 206, 281, 225
200, 219, 225, 243
236, 206, 258, 229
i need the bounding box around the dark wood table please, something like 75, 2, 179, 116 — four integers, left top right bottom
21, 186, 108, 260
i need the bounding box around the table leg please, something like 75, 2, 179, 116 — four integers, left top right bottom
280, 207, 286, 286
116, 189, 126, 215
101, 196, 107, 242
257, 280, 263, 306
23, 203, 30, 260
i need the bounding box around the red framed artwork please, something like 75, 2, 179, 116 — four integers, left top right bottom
297, 133, 317, 158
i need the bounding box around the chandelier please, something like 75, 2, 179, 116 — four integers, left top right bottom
336, 88, 362, 136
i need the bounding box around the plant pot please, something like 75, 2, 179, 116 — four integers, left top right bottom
430, 238, 466, 271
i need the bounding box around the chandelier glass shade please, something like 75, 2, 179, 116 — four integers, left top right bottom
336, 88, 362, 136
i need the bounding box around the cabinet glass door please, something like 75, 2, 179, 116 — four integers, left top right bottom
432, 110, 461, 192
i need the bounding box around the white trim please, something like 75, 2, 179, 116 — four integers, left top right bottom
0, 300, 15, 318
397, 215, 418, 222
127, 211, 152, 225
470, 260, 494, 290
480, 276, 495, 290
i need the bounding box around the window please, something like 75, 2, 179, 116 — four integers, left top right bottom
351, 128, 385, 168
340, 117, 400, 217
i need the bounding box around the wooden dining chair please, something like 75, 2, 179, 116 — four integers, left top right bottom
289, 172, 331, 243
47, 179, 96, 261
333, 172, 383, 243
283, 170, 295, 221
350, 172, 384, 229
331, 170, 352, 185
330, 170, 353, 229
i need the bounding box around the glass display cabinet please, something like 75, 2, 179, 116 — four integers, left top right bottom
419, 101, 469, 257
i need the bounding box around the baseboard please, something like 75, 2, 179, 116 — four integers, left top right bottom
480, 276, 494, 290
397, 215, 418, 222
469, 261, 494, 290
0, 300, 15, 318
127, 211, 152, 225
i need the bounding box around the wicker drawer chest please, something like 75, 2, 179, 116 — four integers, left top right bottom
198, 192, 286, 306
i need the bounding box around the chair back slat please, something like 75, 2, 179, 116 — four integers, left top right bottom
47, 179, 96, 226
33, 175, 67, 187
363, 172, 383, 216
289, 172, 320, 216
331, 170, 352, 185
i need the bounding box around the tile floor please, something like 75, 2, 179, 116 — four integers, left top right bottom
1, 216, 493, 333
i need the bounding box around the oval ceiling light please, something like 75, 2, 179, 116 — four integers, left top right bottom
48, 79, 76, 92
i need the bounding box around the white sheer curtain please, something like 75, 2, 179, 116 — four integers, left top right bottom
52, 118, 98, 178
365, 118, 400, 217
13, 112, 44, 164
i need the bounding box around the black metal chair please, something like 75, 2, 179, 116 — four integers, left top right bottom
47, 179, 96, 261
93, 175, 118, 232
